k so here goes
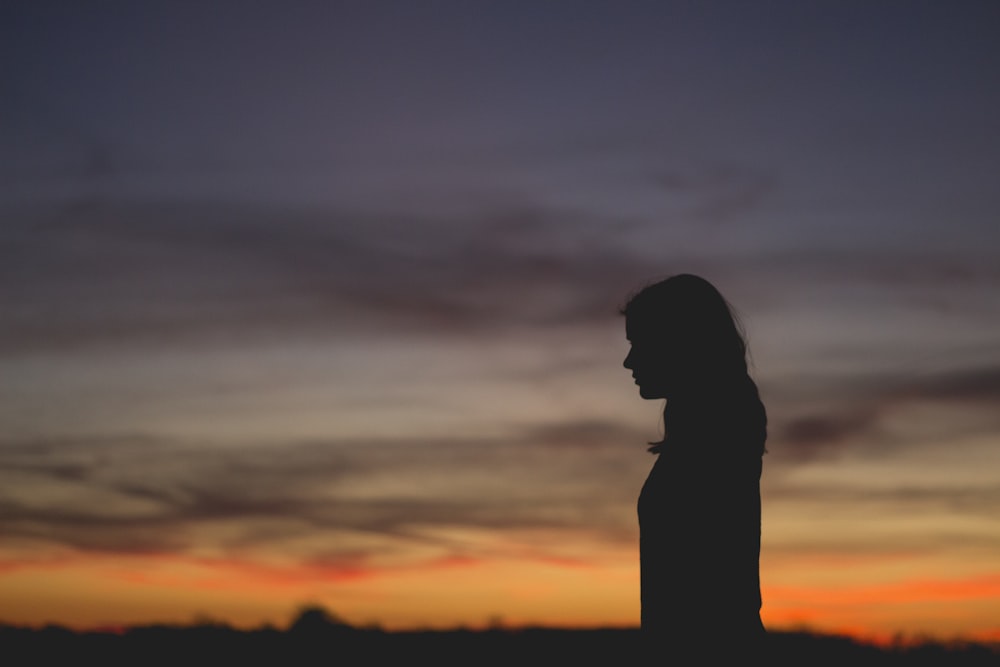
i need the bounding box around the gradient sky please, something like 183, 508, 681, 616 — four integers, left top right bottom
2, 0, 1000, 641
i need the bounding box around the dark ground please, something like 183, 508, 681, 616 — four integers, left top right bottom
2, 621, 997, 667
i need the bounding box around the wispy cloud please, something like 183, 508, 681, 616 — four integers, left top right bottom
0, 197, 669, 354
0, 421, 650, 562
897, 366, 1000, 403
771, 365, 1000, 460
7, 188, 999, 360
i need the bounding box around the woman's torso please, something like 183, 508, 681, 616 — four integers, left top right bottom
637, 429, 765, 647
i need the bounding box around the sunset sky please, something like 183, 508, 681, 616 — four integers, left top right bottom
2, 1, 1000, 642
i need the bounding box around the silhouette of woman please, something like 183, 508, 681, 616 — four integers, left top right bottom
622, 274, 766, 660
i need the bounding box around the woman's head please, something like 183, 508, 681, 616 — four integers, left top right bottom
622, 274, 749, 400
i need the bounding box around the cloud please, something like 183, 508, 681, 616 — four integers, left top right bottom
766, 479, 1000, 518
5, 174, 999, 359
897, 366, 1000, 403
0, 196, 673, 355
770, 366, 1000, 460
776, 410, 881, 460
0, 420, 649, 561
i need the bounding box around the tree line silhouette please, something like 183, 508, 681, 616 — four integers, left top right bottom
2, 605, 996, 666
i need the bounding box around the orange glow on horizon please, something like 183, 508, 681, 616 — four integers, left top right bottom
0, 551, 997, 644
765, 574, 1000, 607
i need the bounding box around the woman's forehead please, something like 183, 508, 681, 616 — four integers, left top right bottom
625, 313, 669, 340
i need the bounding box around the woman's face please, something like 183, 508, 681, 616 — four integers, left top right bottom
623, 316, 675, 399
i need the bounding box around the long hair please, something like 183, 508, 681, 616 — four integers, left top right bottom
622, 274, 766, 455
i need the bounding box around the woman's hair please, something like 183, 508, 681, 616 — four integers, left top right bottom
622, 274, 766, 454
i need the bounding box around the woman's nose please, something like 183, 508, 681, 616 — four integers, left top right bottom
623, 350, 633, 370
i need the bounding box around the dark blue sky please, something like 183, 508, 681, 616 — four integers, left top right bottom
7, 2, 1000, 218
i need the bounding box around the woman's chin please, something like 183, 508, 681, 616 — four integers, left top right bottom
638, 385, 667, 400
